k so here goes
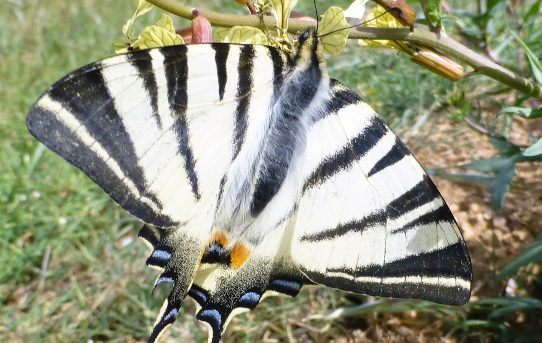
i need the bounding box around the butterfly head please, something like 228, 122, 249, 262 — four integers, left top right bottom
292, 28, 327, 74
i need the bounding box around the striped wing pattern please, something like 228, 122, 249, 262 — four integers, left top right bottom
26, 31, 471, 343
26, 43, 285, 229
26, 43, 296, 342
292, 81, 471, 305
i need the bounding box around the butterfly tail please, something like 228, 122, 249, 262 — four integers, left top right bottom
139, 225, 203, 342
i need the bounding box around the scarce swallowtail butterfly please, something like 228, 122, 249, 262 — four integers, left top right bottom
26, 29, 472, 342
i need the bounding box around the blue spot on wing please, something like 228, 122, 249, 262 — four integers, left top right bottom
155, 276, 174, 286
148, 301, 181, 343
238, 291, 261, 309
188, 284, 209, 305
163, 308, 178, 322
268, 278, 301, 296
152, 249, 171, 260
197, 308, 225, 343
146, 248, 172, 267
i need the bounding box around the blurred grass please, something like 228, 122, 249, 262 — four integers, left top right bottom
1, 0, 540, 342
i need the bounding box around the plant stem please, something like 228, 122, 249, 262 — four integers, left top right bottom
146, 0, 542, 100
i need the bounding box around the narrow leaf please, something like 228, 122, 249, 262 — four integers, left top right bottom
429, 170, 493, 187
270, 0, 298, 31
511, 31, 542, 85
489, 298, 542, 319
155, 14, 176, 33
461, 156, 517, 173
489, 163, 516, 209
489, 137, 520, 156
497, 237, 542, 280
501, 106, 542, 119
522, 137, 542, 157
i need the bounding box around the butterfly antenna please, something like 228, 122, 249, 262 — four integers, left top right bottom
313, 0, 319, 32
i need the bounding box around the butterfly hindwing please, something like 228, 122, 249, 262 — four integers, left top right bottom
291, 81, 472, 305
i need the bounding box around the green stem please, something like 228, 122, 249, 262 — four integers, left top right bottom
146, 0, 542, 100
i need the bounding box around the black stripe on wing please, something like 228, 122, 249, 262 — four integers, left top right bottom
391, 203, 451, 234
367, 137, 411, 177
306, 267, 469, 305
49, 62, 162, 208
162, 46, 201, 200
328, 243, 471, 280
299, 175, 445, 242
212, 44, 229, 101
27, 105, 174, 228
323, 242, 471, 304
387, 175, 439, 218
299, 212, 386, 242
26, 59, 175, 228
268, 47, 286, 98
232, 45, 254, 159
127, 51, 162, 129
303, 116, 388, 193
313, 79, 363, 123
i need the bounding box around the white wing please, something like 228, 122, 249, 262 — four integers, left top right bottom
26, 43, 290, 341
291, 81, 471, 305
27, 44, 286, 229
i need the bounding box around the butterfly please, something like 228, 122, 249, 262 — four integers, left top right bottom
26, 29, 472, 342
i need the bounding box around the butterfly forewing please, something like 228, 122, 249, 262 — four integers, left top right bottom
26, 44, 284, 228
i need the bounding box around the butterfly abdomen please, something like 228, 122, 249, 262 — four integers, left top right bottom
249, 38, 330, 217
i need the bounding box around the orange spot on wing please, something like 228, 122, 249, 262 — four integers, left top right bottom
210, 231, 228, 247
199, 230, 229, 261
230, 242, 250, 269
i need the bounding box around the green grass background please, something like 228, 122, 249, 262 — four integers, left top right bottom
2, 0, 539, 342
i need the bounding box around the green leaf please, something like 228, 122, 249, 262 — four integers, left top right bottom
489, 137, 520, 156
489, 163, 516, 209
489, 297, 542, 319
155, 14, 176, 33
522, 137, 542, 157
486, 0, 505, 13
421, 0, 443, 28
501, 106, 542, 119
524, 0, 542, 21
429, 170, 493, 187
511, 31, 542, 85
497, 237, 542, 280
461, 156, 517, 173
122, 0, 154, 40
222, 26, 269, 45
214, 27, 230, 42
318, 6, 349, 55
132, 25, 184, 50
